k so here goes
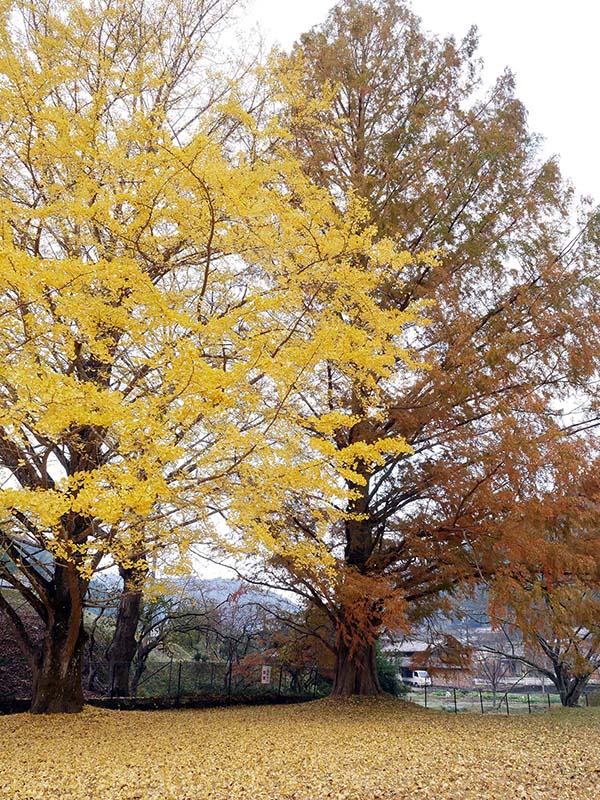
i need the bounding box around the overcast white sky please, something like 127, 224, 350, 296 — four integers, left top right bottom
248, 0, 600, 201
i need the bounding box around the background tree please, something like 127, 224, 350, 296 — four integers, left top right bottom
240, 601, 336, 694
237, 0, 600, 696
457, 456, 600, 707
127, 589, 225, 696
474, 605, 600, 708
471, 640, 516, 707
490, 487, 600, 705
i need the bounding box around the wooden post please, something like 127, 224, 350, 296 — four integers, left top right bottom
505, 693, 510, 716
479, 690, 484, 715
453, 687, 458, 714
424, 684, 427, 709
527, 693, 531, 714
547, 692, 551, 710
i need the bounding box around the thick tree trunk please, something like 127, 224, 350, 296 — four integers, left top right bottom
107, 566, 144, 697
332, 501, 384, 696
555, 670, 589, 707
560, 688, 581, 708
30, 599, 87, 714
330, 461, 387, 697
547, 659, 591, 707
331, 637, 382, 696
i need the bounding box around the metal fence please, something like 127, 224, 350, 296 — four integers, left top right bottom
110, 659, 322, 702
404, 684, 593, 714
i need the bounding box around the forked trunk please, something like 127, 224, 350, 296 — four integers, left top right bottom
561, 688, 582, 708
557, 675, 589, 708
331, 637, 382, 696
554, 666, 589, 707
30, 604, 87, 714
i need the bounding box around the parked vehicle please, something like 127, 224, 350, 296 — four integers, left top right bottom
401, 668, 432, 687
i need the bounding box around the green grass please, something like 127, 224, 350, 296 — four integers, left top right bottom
406, 687, 568, 714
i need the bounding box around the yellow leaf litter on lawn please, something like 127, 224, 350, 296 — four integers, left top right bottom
1, 698, 599, 800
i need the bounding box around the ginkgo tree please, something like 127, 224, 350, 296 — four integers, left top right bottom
0, 0, 426, 713
229, 0, 600, 696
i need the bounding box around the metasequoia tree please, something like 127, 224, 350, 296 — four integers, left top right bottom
0, 0, 424, 712
232, 0, 600, 695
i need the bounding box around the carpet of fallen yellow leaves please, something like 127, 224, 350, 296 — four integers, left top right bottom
1, 698, 599, 799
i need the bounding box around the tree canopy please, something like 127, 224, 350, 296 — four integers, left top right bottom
0, 0, 424, 711
232, 0, 600, 695
1, 0, 600, 710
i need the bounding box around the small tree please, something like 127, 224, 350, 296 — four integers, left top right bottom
484, 466, 600, 707
471, 641, 516, 706
128, 590, 224, 696
484, 586, 600, 708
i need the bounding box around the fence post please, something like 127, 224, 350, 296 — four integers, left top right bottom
424, 684, 427, 709
453, 687, 458, 714
585, 692, 589, 707
505, 693, 510, 716
547, 692, 551, 710
527, 693, 531, 714
176, 661, 182, 705
479, 690, 484, 715
167, 656, 173, 696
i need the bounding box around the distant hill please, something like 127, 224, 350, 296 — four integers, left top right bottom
176, 576, 298, 614
449, 588, 490, 628
86, 574, 298, 618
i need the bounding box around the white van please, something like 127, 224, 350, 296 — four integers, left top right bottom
401, 669, 432, 687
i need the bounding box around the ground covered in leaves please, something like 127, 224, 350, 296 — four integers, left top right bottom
2, 698, 599, 799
